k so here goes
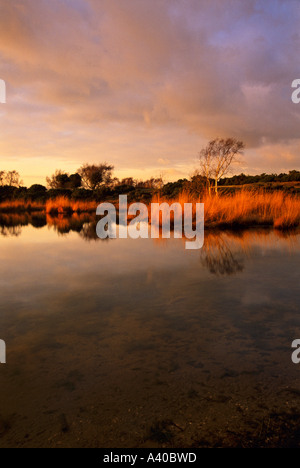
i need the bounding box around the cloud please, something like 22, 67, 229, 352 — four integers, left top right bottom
157, 158, 170, 166
0, 0, 299, 184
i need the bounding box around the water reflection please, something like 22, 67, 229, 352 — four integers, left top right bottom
0, 213, 46, 235
0, 214, 300, 447
0, 214, 299, 276
200, 232, 244, 275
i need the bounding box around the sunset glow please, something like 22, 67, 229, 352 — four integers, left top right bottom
1, 0, 299, 186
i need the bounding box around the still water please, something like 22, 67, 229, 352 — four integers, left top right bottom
0, 214, 300, 447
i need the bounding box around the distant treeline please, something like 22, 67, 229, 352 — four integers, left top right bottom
219, 170, 300, 185
0, 167, 300, 203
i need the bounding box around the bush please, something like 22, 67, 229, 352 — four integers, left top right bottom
71, 188, 94, 200
94, 186, 113, 199
47, 188, 72, 199
13, 187, 28, 200
0, 186, 18, 201
27, 185, 47, 201
161, 180, 187, 198
133, 188, 153, 202
113, 184, 135, 195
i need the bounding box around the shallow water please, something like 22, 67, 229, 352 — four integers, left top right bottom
0, 215, 300, 447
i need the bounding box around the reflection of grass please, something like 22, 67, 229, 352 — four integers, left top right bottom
151, 190, 300, 229
46, 213, 94, 234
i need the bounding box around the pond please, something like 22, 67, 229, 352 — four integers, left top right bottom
0, 214, 300, 447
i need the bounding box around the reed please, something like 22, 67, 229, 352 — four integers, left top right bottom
0, 197, 98, 215
45, 197, 97, 215
1, 190, 299, 230
0, 199, 44, 213
151, 190, 300, 229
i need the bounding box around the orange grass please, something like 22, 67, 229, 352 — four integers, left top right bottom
46, 197, 98, 214
151, 190, 300, 230
0, 199, 45, 213
1, 191, 299, 230
0, 197, 98, 214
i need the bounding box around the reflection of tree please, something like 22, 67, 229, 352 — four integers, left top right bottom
46, 214, 90, 235
79, 221, 109, 242
47, 214, 109, 242
0, 213, 109, 242
0, 225, 22, 237
0, 213, 46, 237
1, 213, 299, 259
0, 213, 31, 237
201, 233, 244, 275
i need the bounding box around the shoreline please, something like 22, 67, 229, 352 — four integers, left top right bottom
1, 210, 299, 232
1, 191, 300, 230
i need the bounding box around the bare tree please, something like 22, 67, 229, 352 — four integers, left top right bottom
0, 171, 5, 186
201, 233, 244, 275
5, 170, 23, 187
157, 171, 166, 189
78, 163, 114, 190
199, 138, 244, 195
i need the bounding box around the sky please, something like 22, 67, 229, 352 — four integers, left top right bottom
0, 0, 300, 186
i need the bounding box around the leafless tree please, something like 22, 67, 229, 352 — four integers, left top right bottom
5, 170, 23, 187
157, 171, 166, 189
0, 171, 5, 186
201, 233, 244, 275
199, 138, 244, 195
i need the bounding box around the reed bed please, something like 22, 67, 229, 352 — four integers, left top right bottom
0, 197, 98, 215
0, 199, 45, 213
45, 197, 97, 215
151, 190, 300, 230
0, 190, 299, 230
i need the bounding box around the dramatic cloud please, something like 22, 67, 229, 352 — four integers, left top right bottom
0, 0, 299, 184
